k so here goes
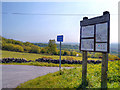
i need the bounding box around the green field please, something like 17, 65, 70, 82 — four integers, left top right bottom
2, 50, 101, 61
17, 61, 120, 88
1, 50, 101, 67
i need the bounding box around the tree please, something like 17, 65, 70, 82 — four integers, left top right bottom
2, 43, 14, 51
44, 46, 49, 54
23, 45, 31, 52
2, 43, 24, 52
14, 45, 24, 52
58, 50, 64, 55
14, 41, 23, 46
48, 39, 57, 55
24, 42, 33, 46
30, 45, 40, 53
40, 47, 46, 53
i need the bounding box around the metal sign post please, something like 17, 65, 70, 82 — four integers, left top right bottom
80, 11, 110, 88
59, 41, 61, 70
57, 35, 63, 71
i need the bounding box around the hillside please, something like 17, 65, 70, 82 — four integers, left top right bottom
1, 37, 82, 56
2, 36, 41, 53
1, 36, 119, 60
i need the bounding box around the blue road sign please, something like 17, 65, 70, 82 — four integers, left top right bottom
57, 35, 63, 42
57, 35, 63, 71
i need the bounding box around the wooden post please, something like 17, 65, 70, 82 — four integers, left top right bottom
101, 52, 108, 88
82, 51, 87, 88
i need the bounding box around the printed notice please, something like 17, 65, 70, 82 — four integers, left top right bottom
82, 25, 94, 38
81, 39, 94, 51
96, 43, 107, 52
96, 23, 108, 42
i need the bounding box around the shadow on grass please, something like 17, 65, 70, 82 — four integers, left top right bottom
77, 81, 88, 90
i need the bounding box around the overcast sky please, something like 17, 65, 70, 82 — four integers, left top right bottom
2, 0, 119, 43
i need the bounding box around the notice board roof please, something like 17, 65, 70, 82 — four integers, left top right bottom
80, 11, 110, 26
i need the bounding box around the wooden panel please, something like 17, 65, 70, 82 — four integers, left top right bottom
80, 12, 110, 53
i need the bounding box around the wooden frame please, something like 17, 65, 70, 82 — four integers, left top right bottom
80, 12, 110, 53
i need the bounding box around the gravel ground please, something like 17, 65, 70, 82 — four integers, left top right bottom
1, 65, 72, 88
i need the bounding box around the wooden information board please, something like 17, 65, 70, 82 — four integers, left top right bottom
80, 11, 110, 53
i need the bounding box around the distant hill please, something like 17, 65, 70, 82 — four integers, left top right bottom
1, 36, 119, 58
2, 36, 41, 53
33, 42, 119, 55
33, 43, 79, 51
2, 36, 119, 55
1, 37, 81, 56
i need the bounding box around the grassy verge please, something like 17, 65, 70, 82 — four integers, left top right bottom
2, 50, 101, 61
17, 61, 120, 88
1, 62, 81, 67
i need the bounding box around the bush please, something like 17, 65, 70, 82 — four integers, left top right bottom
2, 43, 15, 51
94, 53, 102, 58
65, 56, 75, 61
41, 56, 53, 59
2, 43, 24, 52
23, 45, 31, 52
40, 48, 46, 53
30, 45, 40, 53
78, 53, 82, 57
58, 50, 64, 55
44, 47, 49, 54
24, 42, 33, 46
64, 50, 70, 56
70, 51, 77, 56
14, 45, 24, 52
108, 54, 119, 60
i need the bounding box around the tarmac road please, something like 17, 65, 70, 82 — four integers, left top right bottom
1, 65, 72, 88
